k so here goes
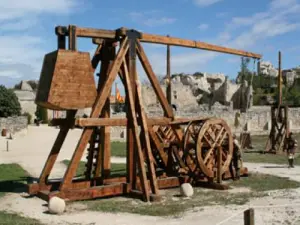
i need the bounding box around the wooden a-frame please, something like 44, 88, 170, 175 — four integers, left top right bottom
28, 25, 261, 202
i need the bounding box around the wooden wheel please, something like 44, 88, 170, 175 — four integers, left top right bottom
149, 125, 183, 171
196, 118, 233, 178
183, 120, 206, 172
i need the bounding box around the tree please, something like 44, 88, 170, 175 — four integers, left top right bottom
0, 85, 21, 117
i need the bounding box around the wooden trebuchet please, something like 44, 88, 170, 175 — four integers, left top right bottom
27, 25, 260, 202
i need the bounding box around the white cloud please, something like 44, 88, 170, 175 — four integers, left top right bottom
0, 18, 38, 31
270, 0, 297, 10
0, 70, 22, 79
147, 0, 300, 75
198, 23, 209, 31
194, 0, 223, 7
129, 11, 176, 27
0, 0, 79, 21
226, 1, 300, 50
0, 0, 80, 84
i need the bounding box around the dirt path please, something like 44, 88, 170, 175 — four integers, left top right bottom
0, 125, 125, 178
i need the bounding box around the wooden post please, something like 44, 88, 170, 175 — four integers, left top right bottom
244, 208, 255, 225
285, 105, 289, 137
166, 35, 171, 107
126, 30, 140, 189
278, 51, 282, 106
217, 146, 222, 184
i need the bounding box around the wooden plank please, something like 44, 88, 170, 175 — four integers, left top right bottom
122, 58, 150, 201
38, 111, 77, 186
75, 117, 172, 127
141, 33, 262, 58
59, 39, 129, 191
76, 26, 116, 39
136, 41, 174, 118
166, 40, 171, 106
29, 179, 91, 195
95, 43, 115, 178
91, 44, 103, 71
61, 26, 261, 58
136, 80, 159, 195
124, 39, 136, 189
51, 183, 130, 201
148, 127, 168, 166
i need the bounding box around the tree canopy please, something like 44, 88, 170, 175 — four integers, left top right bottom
0, 85, 21, 117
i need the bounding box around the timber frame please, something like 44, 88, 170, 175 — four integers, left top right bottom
265, 51, 290, 154
28, 25, 261, 202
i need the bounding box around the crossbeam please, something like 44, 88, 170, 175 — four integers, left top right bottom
55, 25, 262, 59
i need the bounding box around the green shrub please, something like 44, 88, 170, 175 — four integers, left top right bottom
0, 85, 21, 117
35, 105, 48, 123
22, 112, 32, 124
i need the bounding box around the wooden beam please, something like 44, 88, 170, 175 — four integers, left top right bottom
76, 27, 117, 39
141, 33, 261, 58
166, 38, 171, 106
136, 80, 159, 195
95, 42, 115, 178
56, 26, 261, 58
122, 57, 150, 202
278, 51, 282, 106
75, 117, 172, 127
136, 40, 174, 118
59, 38, 129, 191
58, 26, 261, 58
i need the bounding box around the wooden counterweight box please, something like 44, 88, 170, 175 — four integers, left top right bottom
35, 49, 97, 110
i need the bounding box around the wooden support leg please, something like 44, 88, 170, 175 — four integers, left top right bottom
59, 39, 129, 191
136, 81, 159, 195
38, 111, 76, 187
122, 59, 150, 202
94, 42, 115, 178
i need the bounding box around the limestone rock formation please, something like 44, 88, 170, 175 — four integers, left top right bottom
151, 73, 252, 111
260, 61, 278, 77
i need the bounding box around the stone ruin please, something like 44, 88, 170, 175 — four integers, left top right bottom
141, 61, 300, 113
142, 72, 252, 112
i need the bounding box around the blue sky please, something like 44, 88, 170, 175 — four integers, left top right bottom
0, 0, 300, 95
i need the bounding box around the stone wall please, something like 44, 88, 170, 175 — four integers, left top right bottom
107, 106, 300, 141
0, 116, 28, 133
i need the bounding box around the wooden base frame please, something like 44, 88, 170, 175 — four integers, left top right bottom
265, 105, 289, 154
28, 25, 257, 202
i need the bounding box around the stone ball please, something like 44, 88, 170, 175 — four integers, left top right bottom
48, 196, 66, 214
180, 183, 194, 197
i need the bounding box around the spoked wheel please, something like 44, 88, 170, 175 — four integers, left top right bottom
183, 120, 206, 172
196, 118, 233, 178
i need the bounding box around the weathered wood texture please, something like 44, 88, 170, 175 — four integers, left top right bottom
35, 49, 97, 110
56, 26, 262, 58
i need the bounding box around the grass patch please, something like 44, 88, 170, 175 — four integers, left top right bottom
86, 188, 264, 217
232, 172, 300, 191
0, 164, 43, 224
243, 134, 300, 165
84, 172, 300, 217
111, 142, 126, 157
0, 164, 30, 198
243, 152, 300, 165
0, 211, 43, 225
62, 160, 126, 177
